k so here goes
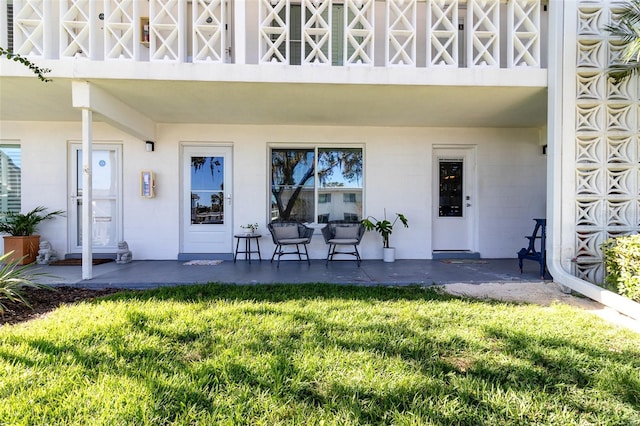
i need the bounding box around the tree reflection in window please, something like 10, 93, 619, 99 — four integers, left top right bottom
271, 148, 363, 222
191, 156, 224, 224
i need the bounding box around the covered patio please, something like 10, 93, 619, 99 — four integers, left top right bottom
35, 258, 550, 290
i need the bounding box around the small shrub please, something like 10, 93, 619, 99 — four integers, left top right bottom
0, 251, 52, 319
601, 234, 640, 302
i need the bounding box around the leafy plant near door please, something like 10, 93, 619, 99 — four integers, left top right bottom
0, 206, 64, 236
0, 206, 64, 264
361, 209, 409, 249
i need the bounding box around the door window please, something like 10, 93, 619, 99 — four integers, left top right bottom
438, 159, 463, 217
190, 156, 225, 224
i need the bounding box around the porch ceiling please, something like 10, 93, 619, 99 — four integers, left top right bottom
0, 77, 547, 129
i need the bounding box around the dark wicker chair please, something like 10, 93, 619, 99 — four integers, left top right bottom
321, 220, 365, 266
267, 221, 314, 267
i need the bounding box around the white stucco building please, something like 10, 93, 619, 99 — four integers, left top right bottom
0, 0, 638, 317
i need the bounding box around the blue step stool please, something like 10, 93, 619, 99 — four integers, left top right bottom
518, 218, 547, 279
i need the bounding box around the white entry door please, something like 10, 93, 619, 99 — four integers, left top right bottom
181, 145, 233, 255
432, 147, 476, 252
69, 144, 122, 253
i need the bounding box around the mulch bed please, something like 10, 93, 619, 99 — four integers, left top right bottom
1, 287, 124, 326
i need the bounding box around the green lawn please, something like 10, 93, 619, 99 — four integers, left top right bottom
1, 284, 639, 425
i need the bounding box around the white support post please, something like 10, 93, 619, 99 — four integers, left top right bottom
233, 0, 246, 64
81, 108, 93, 280
90, 0, 99, 60
42, 0, 54, 58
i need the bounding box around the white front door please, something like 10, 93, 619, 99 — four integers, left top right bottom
181, 145, 233, 255
432, 147, 476, 252
69, 143, 122, 253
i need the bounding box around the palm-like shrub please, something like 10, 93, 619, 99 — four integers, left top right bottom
605, 0, 640, 82
0, 251, 53, 319
0, 206, 64, 236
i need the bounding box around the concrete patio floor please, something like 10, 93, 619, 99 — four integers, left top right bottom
34, 258, 549, 290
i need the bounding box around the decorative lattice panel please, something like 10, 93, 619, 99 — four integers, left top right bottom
192, 0, 225, 63
259, 0, 288, 63
149, 0, 184, 62
60, 0, 91, 58
466, 0, 499, 67
301, 0, 331, 65
104, 0, 136, 60
507, 0, 540, 67
574, 1, 639, 283
12, 0, 45, 56
386, 0, 416, 66
426, 0, 458, 67
344, 0, 374, 66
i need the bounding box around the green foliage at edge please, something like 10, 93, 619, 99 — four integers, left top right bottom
602, 234, 640, 302
0, 46, 51, 82
0, 251, 53, 318
604, 0, 640, 83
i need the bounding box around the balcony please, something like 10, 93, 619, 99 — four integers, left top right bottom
2, 0, 547, 69
0, 0, 548, 128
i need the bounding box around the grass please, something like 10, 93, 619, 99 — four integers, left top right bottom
0, 283, 639, 425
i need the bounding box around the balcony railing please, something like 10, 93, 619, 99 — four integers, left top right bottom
0, 0, 546, 69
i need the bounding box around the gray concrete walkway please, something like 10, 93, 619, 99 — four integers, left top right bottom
33, 258, 548, 290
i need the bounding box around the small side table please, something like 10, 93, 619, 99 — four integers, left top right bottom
234, 234, 262, 263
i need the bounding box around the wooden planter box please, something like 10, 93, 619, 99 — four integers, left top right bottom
3, 235, 40, 265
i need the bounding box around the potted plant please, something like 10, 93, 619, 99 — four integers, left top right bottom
0, 206, 64, 265
240, 223, 259, 235
361, 209, 409, 262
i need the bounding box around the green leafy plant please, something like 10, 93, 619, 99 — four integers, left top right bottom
361, 209, 409, 248
0, 47, 52, 82
0, 206, 65, 236
0, 251, 53, 319
601, 234, 640, 303
604, 0, 640, 83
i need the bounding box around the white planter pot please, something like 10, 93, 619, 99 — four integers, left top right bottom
383, 247, 396, 263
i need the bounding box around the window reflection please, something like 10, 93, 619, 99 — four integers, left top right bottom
271, 147, 363, 223
191, 156, 225, 224
439, 160, 463, 217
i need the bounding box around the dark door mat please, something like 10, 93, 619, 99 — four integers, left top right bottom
49, 258, 114, 266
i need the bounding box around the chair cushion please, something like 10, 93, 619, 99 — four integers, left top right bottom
274, 225, 299, 240
279, 238, 308, 244
334, 225, 359, 239
329, 238, 359, 245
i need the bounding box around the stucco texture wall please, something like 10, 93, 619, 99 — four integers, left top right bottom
1, 121, 545, 260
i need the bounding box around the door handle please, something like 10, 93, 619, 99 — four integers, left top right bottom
466, 203, 471, 207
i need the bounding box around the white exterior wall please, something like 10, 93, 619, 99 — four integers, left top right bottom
1, 121, 544, 260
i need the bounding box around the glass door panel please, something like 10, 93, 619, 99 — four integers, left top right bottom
70, 145, 121, 252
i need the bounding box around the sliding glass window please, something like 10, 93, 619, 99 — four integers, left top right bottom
271, 146, 363, 223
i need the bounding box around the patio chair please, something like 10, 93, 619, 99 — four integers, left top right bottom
518, 218, 547, 279
321, 220, 365, 267
267, 221, 314, 267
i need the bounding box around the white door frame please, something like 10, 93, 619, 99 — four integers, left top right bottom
432, 145, 477, 253
68, 142, 123, 254
180, 143, 233, 256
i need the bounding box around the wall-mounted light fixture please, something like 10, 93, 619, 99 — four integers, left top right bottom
145, 141, 155, 152
98, 12, 104, 20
